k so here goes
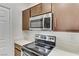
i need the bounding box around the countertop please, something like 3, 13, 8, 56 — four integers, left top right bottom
15, 39, 78, 56
48, 47, 78, 56
15, 39, 34, 46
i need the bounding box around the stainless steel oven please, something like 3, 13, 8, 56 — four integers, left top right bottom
29, 13, 53, 31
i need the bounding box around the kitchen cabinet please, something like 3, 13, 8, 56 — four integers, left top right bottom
31, 4, 42, 16
15, 43, 21, 56
41, 3, 52, 14
22, 9, 31, 30
31, 3, 52, 16
52, 4, 79, 32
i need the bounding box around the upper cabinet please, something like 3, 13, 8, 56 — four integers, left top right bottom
31, 3, 52, 16
52, 4, 79, 32
31, 4, 42, 16
22, 9, 31, 30
41, 3, 52, 14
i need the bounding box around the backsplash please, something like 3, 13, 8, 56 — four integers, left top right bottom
23, 31, 79, 54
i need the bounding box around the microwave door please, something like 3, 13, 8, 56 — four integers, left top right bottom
30, 19, 43, 30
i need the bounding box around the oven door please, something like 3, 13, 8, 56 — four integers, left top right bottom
22, 47, 40, 56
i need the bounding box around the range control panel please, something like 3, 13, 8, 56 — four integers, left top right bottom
35, 34, 56, 42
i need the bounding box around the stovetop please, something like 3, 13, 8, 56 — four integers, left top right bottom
22, 34, 56, 56
23, 41, 55, 56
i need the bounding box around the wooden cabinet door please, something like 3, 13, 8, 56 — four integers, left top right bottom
42, 3, 52, 14
31, 4, 42, 16
22, 9, 30, 30
15, 48, 21, 56
52, 4, 79, 32
15, 44, 21, 56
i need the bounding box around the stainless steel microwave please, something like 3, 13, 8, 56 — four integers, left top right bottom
29, 13, 53, 31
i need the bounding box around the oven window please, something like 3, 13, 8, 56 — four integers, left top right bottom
44, 17, 50, 28
30, 18, 43, 28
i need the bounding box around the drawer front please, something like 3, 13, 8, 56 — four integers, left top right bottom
15, 48, 21, 56
15, 43, 22, 51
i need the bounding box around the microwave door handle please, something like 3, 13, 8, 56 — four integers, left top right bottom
42, 17, 44, 30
